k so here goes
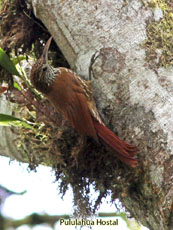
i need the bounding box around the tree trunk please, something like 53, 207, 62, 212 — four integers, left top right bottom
1, 0, 173, 229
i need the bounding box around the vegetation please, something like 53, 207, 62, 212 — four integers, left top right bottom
143, 0, 173, 67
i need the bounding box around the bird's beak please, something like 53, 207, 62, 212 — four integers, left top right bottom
42, 36, 53, 63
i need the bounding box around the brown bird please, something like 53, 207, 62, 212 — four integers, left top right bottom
30, 37, 138, 167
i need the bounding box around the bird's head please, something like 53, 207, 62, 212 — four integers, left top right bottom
30, 36, 54, 93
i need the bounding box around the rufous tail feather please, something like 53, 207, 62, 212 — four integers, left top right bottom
94, 121, 138, 167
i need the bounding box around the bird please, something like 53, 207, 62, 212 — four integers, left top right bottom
30, 37, 138, 167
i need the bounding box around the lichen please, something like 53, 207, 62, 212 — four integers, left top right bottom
143, 0, 173, 67
150, 165, 164, 186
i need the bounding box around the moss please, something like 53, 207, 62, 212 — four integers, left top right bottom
8, 84, 140, 216
0, 0, 69, 65
143, 0, 173, 67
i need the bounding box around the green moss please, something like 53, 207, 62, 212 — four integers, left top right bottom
16, 110, 55, 168
144, 0, 173, 67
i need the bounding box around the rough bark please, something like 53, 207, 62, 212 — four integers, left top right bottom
1, 0, 173, 229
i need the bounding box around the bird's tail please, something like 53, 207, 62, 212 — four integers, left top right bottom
94, 121, 138, 167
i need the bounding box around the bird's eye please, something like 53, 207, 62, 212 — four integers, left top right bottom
42, 66, 47, 72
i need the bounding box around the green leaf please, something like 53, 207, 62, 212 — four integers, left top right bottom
0, 113, 34, 130
13, 81, 21, 91
0, 48, 21, 77
12, 55, 26, 65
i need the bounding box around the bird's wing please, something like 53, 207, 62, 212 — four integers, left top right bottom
49, 69, 98, 141
66, 73, 98, 141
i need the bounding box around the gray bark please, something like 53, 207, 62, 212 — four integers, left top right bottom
1, 0, 173, 229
